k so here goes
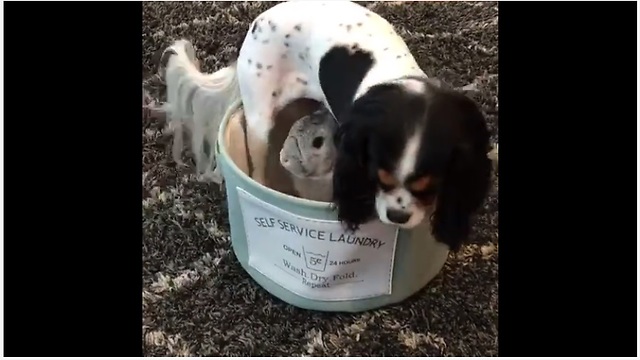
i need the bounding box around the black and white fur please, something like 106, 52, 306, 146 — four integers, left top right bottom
161, 1, 492, 250
334, 79, 492, 250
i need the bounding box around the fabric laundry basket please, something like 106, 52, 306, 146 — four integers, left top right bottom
215, 100, 449, 312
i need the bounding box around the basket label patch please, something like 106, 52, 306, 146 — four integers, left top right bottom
237, 188, 399, 301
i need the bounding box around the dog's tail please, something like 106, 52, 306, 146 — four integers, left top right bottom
158, 39, 241, 180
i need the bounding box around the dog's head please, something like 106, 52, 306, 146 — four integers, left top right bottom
332, 78, 492, 251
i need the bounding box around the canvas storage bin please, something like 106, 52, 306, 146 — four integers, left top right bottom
216, 100, 449, 312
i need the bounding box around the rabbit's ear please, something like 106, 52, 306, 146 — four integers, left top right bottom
312, 106, 330, 116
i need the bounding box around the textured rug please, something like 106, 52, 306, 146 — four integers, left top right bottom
142, 1, 498, 356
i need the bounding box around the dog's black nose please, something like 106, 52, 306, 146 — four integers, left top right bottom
387, 209, 411, 224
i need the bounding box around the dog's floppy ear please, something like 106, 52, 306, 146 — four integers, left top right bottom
332, 83, 409, 231
430, 95, 492, 251
332, 108, 378, 231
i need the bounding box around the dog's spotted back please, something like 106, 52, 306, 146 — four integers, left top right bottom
235, 1, 426, 185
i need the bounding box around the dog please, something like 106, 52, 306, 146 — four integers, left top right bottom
279, 107, 337, 202
159, 1, 492, 250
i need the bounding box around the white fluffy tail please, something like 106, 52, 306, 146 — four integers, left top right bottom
160, 39, 240, 183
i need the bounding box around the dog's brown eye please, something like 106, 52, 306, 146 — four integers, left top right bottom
377, 169, 398, 188
312, 136, 324, 148
408, 176, 432, 192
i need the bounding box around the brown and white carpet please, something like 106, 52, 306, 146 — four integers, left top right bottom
142, 1, 498, 356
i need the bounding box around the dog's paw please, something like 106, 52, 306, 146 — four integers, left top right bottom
172, 157, 188, 168
198, 168, 224, 185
